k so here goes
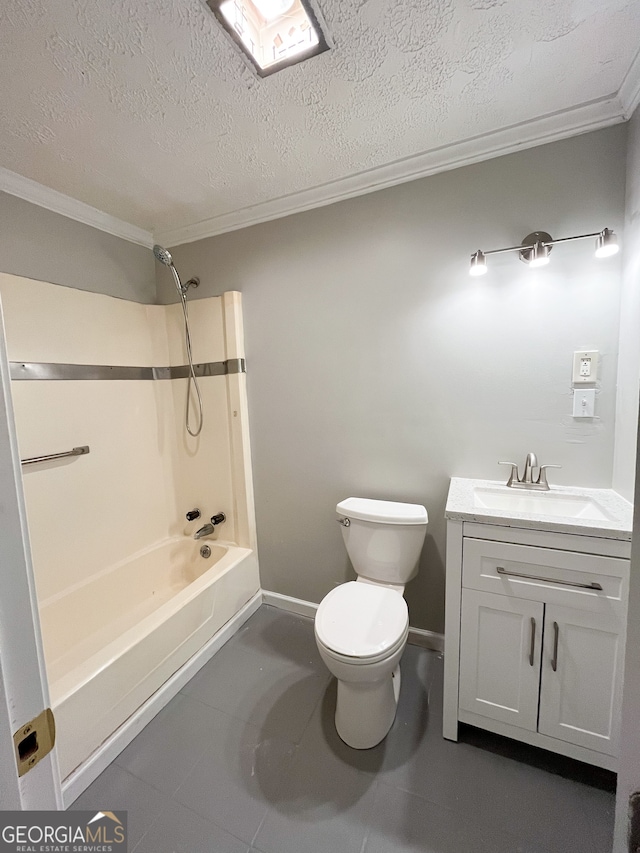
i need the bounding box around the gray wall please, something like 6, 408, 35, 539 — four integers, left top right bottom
614, 105, 640, 853
0, 193, 156, 303
613, 106, 640, 502
159, 124, 627, 633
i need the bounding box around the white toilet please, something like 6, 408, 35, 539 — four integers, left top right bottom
314, 497, 428, 749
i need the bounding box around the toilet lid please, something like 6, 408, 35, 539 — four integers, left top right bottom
315, 582, 408, 659
336, 497, 428, 525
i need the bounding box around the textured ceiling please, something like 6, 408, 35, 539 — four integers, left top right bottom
1, 0, 639, 238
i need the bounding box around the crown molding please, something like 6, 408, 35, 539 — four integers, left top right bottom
619, 47, 640, 119
0, 168, 153, 248
2, 86, 635, 252
157, 94, 625, 247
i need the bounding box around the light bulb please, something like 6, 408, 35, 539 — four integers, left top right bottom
469, 250, 488, 277
595, 228, 619, 258
252, 0, 295, 20
528, 241, 550, 268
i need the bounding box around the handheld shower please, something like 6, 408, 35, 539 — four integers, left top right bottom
153, 244, 173, 265
153, 245, 203, 438
153, 244, 199, 297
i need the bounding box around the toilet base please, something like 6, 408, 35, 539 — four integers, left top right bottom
335, 665, 401, 749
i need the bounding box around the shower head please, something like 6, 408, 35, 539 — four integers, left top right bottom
153, 243, 184, 297
153, 244, 173, 266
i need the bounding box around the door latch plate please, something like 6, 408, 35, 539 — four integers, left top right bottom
13, 708, 56, 777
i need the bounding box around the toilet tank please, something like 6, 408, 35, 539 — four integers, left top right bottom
336, 497, 428, 586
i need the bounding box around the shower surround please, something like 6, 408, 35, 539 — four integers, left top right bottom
0, 274, 259, 785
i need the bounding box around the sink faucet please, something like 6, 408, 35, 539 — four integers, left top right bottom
498, 454, 561, 491
193, 512, 226, 540
522, 451, 538, 484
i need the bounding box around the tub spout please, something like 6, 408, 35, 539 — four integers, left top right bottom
193, 513, 226, 539
194, 523, 215, 540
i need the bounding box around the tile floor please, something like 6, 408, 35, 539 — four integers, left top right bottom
69, 605, 616, 853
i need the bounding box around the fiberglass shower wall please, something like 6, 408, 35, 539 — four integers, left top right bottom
0, 272, 256, 660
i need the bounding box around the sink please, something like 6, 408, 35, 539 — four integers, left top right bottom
472, 486, 612, 521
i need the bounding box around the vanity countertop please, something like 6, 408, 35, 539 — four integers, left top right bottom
445, 477, 633, 541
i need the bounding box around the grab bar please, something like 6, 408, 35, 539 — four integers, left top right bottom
21, 445, 90, 466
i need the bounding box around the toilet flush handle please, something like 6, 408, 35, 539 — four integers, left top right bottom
337, 517, 351, 527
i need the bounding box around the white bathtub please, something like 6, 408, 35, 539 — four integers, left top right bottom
38, 536, 259, 780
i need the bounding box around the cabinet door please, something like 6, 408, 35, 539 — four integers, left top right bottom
538, 604, 624, 757
459, 589, 543, 731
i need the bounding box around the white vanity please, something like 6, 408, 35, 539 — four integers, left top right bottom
444, 477, 633, 771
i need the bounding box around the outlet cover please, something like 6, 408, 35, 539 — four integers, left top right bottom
573, 350, 599, 384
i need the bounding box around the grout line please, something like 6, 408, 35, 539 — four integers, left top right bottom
250, 808, 269, 849
167, 767, 259, 850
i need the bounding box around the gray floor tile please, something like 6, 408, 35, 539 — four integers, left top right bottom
363, 783, 545, 853
182, 641, 329, 743
116, 693, 232, 795
470, 756, 610, 853
69, 608, 616, 853
68, 764, 170, 850
586, 788, 615, 853
253, 760, 377, 853
233, 605, 326, 673
173, 714, 297, 844
133, 800, 250, 853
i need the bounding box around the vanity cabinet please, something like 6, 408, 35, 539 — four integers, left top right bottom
444, 520, 630, 771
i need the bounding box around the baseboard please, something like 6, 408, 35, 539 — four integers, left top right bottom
261, 590, 444, 652
407, 626, 444, 653
61, 590, 262, 807
261, 590, 319, 618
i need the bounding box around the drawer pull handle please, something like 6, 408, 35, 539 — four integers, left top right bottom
552, 621, 559, 672
496, 566, 603, 591
529, 617, 536, 667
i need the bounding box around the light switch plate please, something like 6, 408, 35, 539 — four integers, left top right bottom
573, 350, 598, 383
573, 388, 596, 418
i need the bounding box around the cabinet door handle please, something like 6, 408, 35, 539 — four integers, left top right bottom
551, 621, 559, 672
496, 566, 602, 591
529, 617, 536, 667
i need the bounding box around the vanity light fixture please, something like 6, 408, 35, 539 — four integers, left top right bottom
206, 0, 329, 77
469, 228, 619, 276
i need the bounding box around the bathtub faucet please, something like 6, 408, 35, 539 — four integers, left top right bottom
193, 513, 226, 539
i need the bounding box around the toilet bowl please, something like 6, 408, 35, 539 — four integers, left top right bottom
314, 497, 428, 749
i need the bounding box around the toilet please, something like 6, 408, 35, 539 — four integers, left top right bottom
314, 497, 428, 749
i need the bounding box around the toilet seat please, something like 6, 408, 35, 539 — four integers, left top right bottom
315, 581, 408, 662
317, 626, 408, 666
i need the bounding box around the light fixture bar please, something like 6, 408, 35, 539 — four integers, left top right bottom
481, 231, 602, 257
470, 227, 618, 276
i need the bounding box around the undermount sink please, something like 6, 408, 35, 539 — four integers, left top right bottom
472, 486, 612, 521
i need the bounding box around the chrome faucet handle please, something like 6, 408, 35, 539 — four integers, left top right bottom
498, 461, 521, 486
537, 464, 561, 489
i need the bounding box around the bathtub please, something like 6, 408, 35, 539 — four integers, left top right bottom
38, 536, 259, 780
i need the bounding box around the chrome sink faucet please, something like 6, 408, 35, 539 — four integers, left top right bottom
498, 453, 561, 491
522, 451, 538, 484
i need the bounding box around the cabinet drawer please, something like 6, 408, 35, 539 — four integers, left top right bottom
462, 538, 628, 610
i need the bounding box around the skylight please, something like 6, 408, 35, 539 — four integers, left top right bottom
207, 0, 329, 76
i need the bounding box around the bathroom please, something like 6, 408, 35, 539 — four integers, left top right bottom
1, 2, 640, 852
